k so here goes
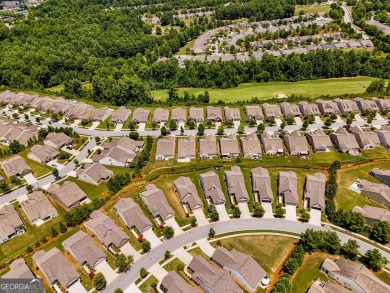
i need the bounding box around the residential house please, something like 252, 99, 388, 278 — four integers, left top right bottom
304, 173, 326, 211
188, 255, 242, 293
240, 133, 262, 159
371, 168, 390, 186
85, 210, 129, 249
93, 146, 136, 166
140, 184, 175, 221
334, 98, 360, 114
260, 132, 284, 155
376, 125, 390, 150
306, 129, 333, 152
152, 108, 169, 125
2, 259, 34, 279
298, 101, 321, 116
280, 102, 301, 117
358, 180, 390, 208
103, 136, 144, 152
110, 106, 131, 124
278, 171, 298, 206
372, 98, 390, 112
27, 144, 59, 164
262, 103, 283, 118
251, 167, 273, 203
131, 108, 150, 124
189, 107, 205, 123
330, 127, 360, 153
224, 166, 249, 203
177, 135, 196, 162
199, 135, 217, 159
171, 107, 187, 123
199, 171, 226, 205
155, 136, 175, 160
32, 248, 79, 288
321, 258, 390, 292
90, 106, 112, 122
174, 176, 204, 211
220, 133, 240, 158
20, 191, 57, 225
0, 155, 32, 178
244, 106, 264, 121
307, 280, 350, 293
63, 231, 106, 268
212, 246, 267, 293
47, 181, 87, 210
316, 99, 340, 116
351, 206, 390, 226
0, 205, 24, 244
0, 124, 37, 146
160, 271, 199, 293
224, 107, 241, 121
283, 131, 309, 156
207, 106, 223, 122
114, 198, 152, 233
350, 126, 380, 149
76, 163, 113, 185
44, 132, 73, 149
354, 97, 380, 113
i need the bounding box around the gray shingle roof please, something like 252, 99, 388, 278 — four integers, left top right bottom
174, 177, 204, 210
20, 190, 57, 222
199, 171, 225, 204
278, 171, 298, 206
140, 184, 175, 220
304, 172, 326, 210
114, 198, 152, 232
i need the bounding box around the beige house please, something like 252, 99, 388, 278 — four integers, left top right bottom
171, 107, 187, 123
350, 126, 381, 149
0, 205, 24, 244
155, 136, 175, 160
177, 135, 196, 162
44, 132, 73, 149
207, 106, 223, 122
110, 106, 131, 124
93, 146, 136, 167
189, 107, 204, 123
260, 132, 284, 155
377, 125, 390, 149
174, 176, 203, 211
199, 171, 226, 205
371, 167, 390, 186
76, 163, 113, 185
304, 172, 326, 211
220, 133, 240, 158
20, 191, 57, 225
199, 134, 217, 159
251, 167, 273, 203
131, 108, 150, 124
316, 99, 340, 116
2, 259, 34, 279
278, 171, 298, 206
351, 206, 390, 226
244, 105, 264, 121
47, 181, 87, 210
358, 179, 390, 208
114, 198, 152, 233
90, 106, 112, 122
103, 137, 144, 152
27, 144, 59, 164
280, 102, 301, 117
283, 131, 309, 156
140, 184, 175, 221
334, 98, 360, 114
307, 280, 349, 293
330, 127, 360, 153
225, 166, 249, 203
240, 133, 262, 159
306, 129, 333, 152
298, 101, 321, 116
152, 108, 169, 124
160, 271, 198, 293
262, 103, 283, 118
0, 155, 32, 178
354, 97, 380, 113
224, 107, 241, 121
372, 98, 390, 111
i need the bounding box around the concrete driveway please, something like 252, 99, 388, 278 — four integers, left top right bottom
355, 114, 364, 122
89, 121, 100, 130
275, 118, 282, 127
193, 209, 209, 226
285, 205, 297, 221
314, 116, 323, 124
68, 280, 87, 293
138, 123, 146, 131
262, 202, 274, 218
62, 147, 80, 156
216, 205, 229, 221
95, 260, 118, 284
70, 120, 80, 127
23, 173, 37, 185
197, 238, 215, 257
149, 263, 168, 281
309, 209, 322, 226
143, 229, 161, 248
173, 247, 193, 265
294, 117, 303, 125
165, 218, 183, 235
238, 202, 251, 219
124, 284, 142, 293
114, 123, 123, 131
120, 243, 142, 261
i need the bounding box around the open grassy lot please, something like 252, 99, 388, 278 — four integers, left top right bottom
291, 252, 335, 292
294, 4, 331, 16
153, 77, 375, 103
211, 235, 296, 275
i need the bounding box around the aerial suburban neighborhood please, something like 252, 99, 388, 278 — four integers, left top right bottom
1, 0, 390, 293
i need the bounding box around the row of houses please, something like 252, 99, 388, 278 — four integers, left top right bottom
0, 117, 38, 146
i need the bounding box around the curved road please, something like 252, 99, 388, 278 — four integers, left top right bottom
103, 218, 390, 292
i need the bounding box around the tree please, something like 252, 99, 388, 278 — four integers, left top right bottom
180, 126, 184, 135
169, 119, 177, 130
160, 126, 168, 136
114, 289, 123, 293
209, 228, 216, 237
142, 240, 151, 253
59, 222, 67, 233
26, 245, 33, 253
93, 272, 106, 290
9, 140, 24, 154
284, 258, 299, 274
217, 125, 224, 135
26, 184, 33, 193
371, 221, 390, 244
164, 250, 171, 260
253, 202, 265, 218
151, 121, 157, 130
324, 118, 332, 127
163, 226, 174, 239
197, 123, 205, 136
191, 217, 197, 227
280, 121, 286, 130
346, 212, 366, 233
115, 254, 133, 273
233, 206, 241, 218
188, 119, 196, 130
341, 239, 359, 260
299, 209, 310, 222
52, 168, 59, 178
140, 267, 149, 278
257, 123, 265, 135
129, 132, 139, 140
50, 226, 58, 238
362, 249, 389, 271
128, 121, 136, 131
275, 204, 285, 218
210, 211, 219, 222
237, 123, 245, 134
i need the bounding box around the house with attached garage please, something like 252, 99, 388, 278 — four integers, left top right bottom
371, 167, 390, 186
220, 133, 240, 158
354, 97, 380, 113
0, 205, 24, 244
298, 101, 321, 116
27, 144, 59, 164
260, 132, 284, 155
131, 108, 150, 124
316, 99, 340, 116
307, 280, 350, 293
63, 231, 106, 269
32, 248, 80, 289
305, 129, 333, 152
140, 184, 175, 222
262, 103, 283, 118
171, 107, 187, 123
20, 190, 57, 225
224, 107, 241, 121
334, 98, 360, 114
174, 176, 204, 211
114, 198, 152, 233
358, 179, 390, 208
251, 167, 273, 203
350, 126, 381, 149
110, 106, 131, 124
244, 105, 264, 121
240, 133, 262, 159
93, 146, 136, 167
225, 166, 249, 203
160, 271, 199, 293
177, 135, 196, 162
89, 106, 112, 122
85, 210, 129, 249
330, 127, 360, 154
283, 131, 309, 156
103, 136, 144, 152
199, 171, 226, 205
207, 106, 223, 122
47, 181, 87, 210
189, 107, 204, 123
44, 132, 73, 149
76, 162, 113, 185
0, 155, 32, 178
199, 134, 217, 159
155, 136, 175, 160
351, 206, 390, 226
152, 107, 169, 125
377, 125, 390, 149
1, 259, 34, 279
212, 246, 267, 293
280, 102, 301, 117
278, 171, 298, 206
303, 172, 326, 211
372, 98, 390, 112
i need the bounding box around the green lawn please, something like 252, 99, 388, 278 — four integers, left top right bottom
163, 257, 185, 272
153, 77, 375, 103
294, 4, 331, 16
188, 246, 210, 260
66, 177, 107, 200
139, 275, 158, 293
291, 252, 334, 293
18, 150, 52, 178
211, 235, 297, 275
375, 270, 390, 285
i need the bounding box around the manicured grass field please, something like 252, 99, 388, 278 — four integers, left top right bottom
163, 257, 185, 272
211, 235, 296, 275
294, 4, 331, 16
19, 150, 52, 178
153, 77, 375, 103
290, 252, 334, 292
66, 177, 108, 200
